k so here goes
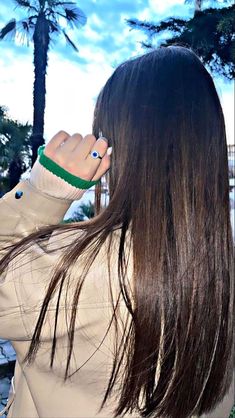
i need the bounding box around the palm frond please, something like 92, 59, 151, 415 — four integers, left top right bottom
17, 19, 34, 43
21, 20, 30, 32
62, 30, 78, 51
49, 1, 80, 7
13, 0, 38, 12
0, 19, 17, 39
28, 15, 37, 28
48, 20, 61, 33
65, 6, 87, 26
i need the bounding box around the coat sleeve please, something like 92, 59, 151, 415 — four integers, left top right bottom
0, 179, 73, 340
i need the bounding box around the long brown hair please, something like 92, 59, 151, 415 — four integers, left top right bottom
0, 46, 234, 417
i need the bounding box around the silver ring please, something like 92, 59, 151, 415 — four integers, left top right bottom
90, 150, 102, 160
98, 131, 108, 143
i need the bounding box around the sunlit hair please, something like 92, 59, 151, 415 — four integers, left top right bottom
0, 46, 234, 417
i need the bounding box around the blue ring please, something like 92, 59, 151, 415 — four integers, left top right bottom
91, 150, 102, 159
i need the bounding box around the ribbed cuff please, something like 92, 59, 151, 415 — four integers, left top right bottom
37, 145, 99, 189
29, 159, 89, 201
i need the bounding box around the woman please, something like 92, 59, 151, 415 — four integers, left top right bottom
0, 46, 234, 418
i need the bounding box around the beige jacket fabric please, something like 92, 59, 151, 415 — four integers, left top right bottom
0, 179, 234, 418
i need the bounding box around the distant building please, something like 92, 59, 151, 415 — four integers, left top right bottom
228, 144, 235, 178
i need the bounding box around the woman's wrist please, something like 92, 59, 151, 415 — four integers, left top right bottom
29, 159, 90, 201
37, 145, 100, 190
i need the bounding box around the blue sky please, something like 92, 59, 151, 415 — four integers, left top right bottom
0, 0, 233, 144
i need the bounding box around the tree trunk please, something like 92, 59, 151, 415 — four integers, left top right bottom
194, 0, 202, 15
31, 13, 50, 166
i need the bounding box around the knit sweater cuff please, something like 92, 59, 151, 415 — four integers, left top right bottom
29, 158, 89, 201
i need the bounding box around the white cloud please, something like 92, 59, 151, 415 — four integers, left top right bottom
0, 49, 34, 124
78, 46, 107, 65
44, 53, 113, 140
82, 25, 103, 42
137, 7, 152, 21
88, 13, 103, 29
148, 0, 185, 15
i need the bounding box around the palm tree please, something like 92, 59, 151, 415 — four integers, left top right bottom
0, 1, 87, 166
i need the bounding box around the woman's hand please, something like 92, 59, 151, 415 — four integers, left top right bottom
44, 130, 111, 182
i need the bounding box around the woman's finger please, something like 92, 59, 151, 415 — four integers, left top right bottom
85, 137, 109, 176
91, 152, 111, 181
61, 133, 83, 151
45, 130, 70, 156
87, 136, 108, 160
56, 133, 83, 156
74, 134, 97, 159
72, 136, 109, 180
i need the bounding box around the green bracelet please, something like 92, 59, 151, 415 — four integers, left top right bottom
37, 145, 100, 190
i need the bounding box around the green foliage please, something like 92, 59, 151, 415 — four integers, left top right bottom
77, 201, 95, 219
0, 106, 32, 195
126, 3, 235, 80
229, 405, 235, 418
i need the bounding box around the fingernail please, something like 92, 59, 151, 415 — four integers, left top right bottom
107, 147, 112, 156
97, 136, 108, 144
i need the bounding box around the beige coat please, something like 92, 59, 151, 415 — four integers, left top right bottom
0, 180, 234, 418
